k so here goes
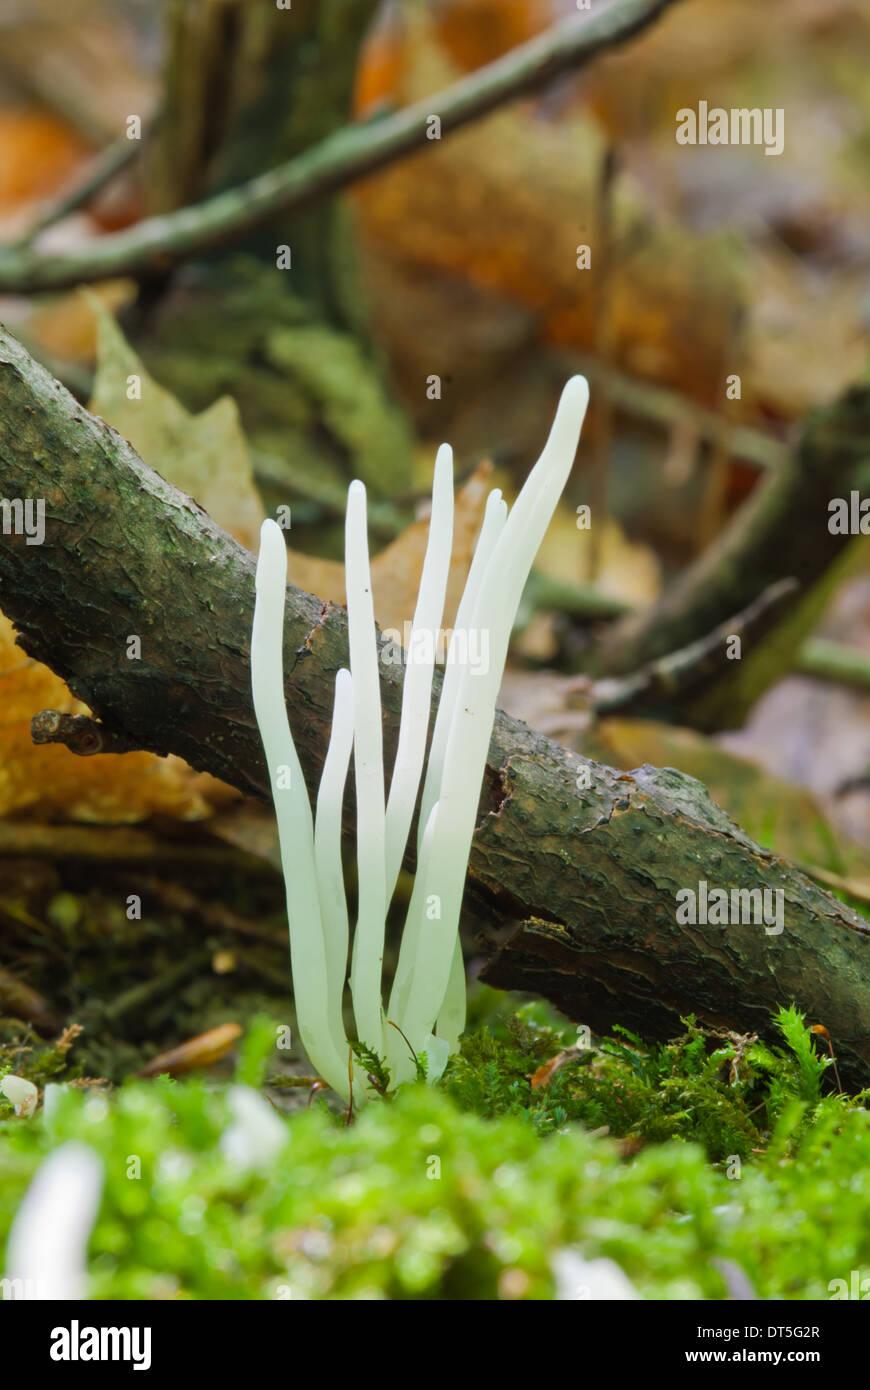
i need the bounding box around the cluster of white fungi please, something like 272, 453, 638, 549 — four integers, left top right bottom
251, 377, 589, 1102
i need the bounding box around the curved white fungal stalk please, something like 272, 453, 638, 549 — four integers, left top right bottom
345, 481, 388, 1058
387, 796, 439, 1040
251, 379, 588, 1100
384, 443, 454, 898
0, 1073, 38, 1117
387, 486, 505, 1054
396, 376, 589, 1071
252, 519, 349, 1099
314, 667, 354, 1006
5, 1141, 103, 1299
417, 486, 507, 852
435, 936, 467, 1054
221, 1084, 288, 1172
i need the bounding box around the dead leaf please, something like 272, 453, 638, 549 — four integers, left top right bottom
0, 631, 234, 822
535, 506, 661, 610
89, 305, 264, 552
0, 111, 89, 235
355, 2, 742, 410
26, 283, 132, 366
137, 1023, 243, 1078
530, 1043, 585, 1090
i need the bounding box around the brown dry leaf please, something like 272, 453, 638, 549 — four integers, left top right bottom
530, 1043, 584, 1091
137, 1023, 243, 1079
355, 2, 742, 407
0, 111, 89, 236
287, 461, 493, 637
0, 0, 154, 146
26, 283, 133, 365
499, 669, 592, 737
89, 305, 264, 552
0, 625, 235, 823
748, 248, 869, 418
357, 0, 870, 420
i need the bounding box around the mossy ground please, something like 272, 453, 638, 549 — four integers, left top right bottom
1, 1000, 867, 1300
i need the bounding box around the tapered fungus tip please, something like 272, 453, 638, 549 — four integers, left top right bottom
434, 442, 453, 476
255, 518, 286, 591
483, 489, 508, 527
348, 479, 366, 501
560, 373, 590, 418
535, 375, 589, 474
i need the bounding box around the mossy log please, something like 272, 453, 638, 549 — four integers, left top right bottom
1, 329, 868, 1084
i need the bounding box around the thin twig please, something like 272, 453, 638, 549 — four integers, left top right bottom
697, 305, 747, 547
0, 0, 681, 294
31, 709, 141, 756
588, 577, 799, 714
0, 822, 273, 872
796, 638, 870, 693
569, 351, 787, 473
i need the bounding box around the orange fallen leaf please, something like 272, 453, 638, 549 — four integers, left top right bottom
137, 1023, 243, 1078
0, 625, 235, 822
0, 111, 89, 215
530, 1044, 584, 1090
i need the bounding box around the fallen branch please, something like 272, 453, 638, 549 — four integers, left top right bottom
589, 577, 799, 716
0, 0, 680, 293
1, 329, 868, 1085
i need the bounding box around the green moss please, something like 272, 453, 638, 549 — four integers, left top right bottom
0, 1025, 84, 1114
443, 1000, 863, 1161
0, 1007, 867, 1299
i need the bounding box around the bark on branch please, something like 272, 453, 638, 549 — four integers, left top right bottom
0, 0, 680, 294
0, 328, 868, 1085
